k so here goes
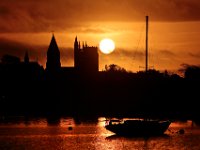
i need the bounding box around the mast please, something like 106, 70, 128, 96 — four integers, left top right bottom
145, 16, 148, 73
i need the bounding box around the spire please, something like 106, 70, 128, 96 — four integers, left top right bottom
75, 36, 77, 42
74, 36, 78, 45
48, 34, 59, 52
82, 41, 85, 48
74, 36, 80, 69
46, 34, 61, 72
78, 41, 81, 50
24, 50, 29, 64
74, 36, 79, 51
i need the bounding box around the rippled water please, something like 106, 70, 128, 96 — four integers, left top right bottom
0, 117, 199, 150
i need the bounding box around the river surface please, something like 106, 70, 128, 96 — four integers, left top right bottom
0, 117, 199, 150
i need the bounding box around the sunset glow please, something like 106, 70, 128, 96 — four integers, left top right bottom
99, 38, 115, 54
0, 0, 200, 73
0, 1, 200, 149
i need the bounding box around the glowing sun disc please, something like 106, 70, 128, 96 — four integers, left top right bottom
99, 38, 115, 54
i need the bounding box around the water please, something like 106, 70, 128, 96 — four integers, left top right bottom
0, 117, 199, 150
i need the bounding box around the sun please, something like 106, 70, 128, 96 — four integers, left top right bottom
99, 38, 115, 54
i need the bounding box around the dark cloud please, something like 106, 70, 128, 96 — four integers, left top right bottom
0, 38, 30, 57
128, 0, 200, 21
0, 6, 10, 15
158, 49, 176, 57
0, 0, 200, 33
101, 48, 145, 64
188, 52, 200, 59
79, 27, 112, 34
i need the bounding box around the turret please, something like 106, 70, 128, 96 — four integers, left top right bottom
74, 36, 79, 69
74, 36, 78, 49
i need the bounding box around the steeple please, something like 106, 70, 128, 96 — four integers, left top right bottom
74, 36, 79, 69
48, 34, 59, 53
46, 34, 61, 72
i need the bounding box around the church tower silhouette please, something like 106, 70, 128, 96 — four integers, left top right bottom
46, 34, 61, 73
74, 36, 98, 74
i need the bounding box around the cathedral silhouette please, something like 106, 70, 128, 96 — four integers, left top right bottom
46, 34, 99, 76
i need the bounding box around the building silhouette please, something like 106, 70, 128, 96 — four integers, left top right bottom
0, 53, 44, 80
1, 54, 20, 64
74, 36, 99, 74
46, 34, 99, 76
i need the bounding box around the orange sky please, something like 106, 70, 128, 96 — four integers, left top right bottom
0, 0, 200, 73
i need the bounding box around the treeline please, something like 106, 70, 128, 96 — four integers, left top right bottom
0, 63, 199, 121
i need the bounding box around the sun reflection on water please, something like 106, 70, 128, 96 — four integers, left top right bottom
0, 117, 199, 150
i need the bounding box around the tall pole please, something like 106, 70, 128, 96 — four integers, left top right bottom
145, 16, 148, 73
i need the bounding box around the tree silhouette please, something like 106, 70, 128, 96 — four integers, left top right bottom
180, 64, 200, 80
105, 64, 126, 73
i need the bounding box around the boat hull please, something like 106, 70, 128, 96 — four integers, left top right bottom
105, 120, 171, 136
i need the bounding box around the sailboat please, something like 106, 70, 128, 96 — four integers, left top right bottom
105, 118, 171, 136
104, 16, 171, 136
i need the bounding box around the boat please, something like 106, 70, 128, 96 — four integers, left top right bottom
105, 16, 171, 136
105, 119, 171, 136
